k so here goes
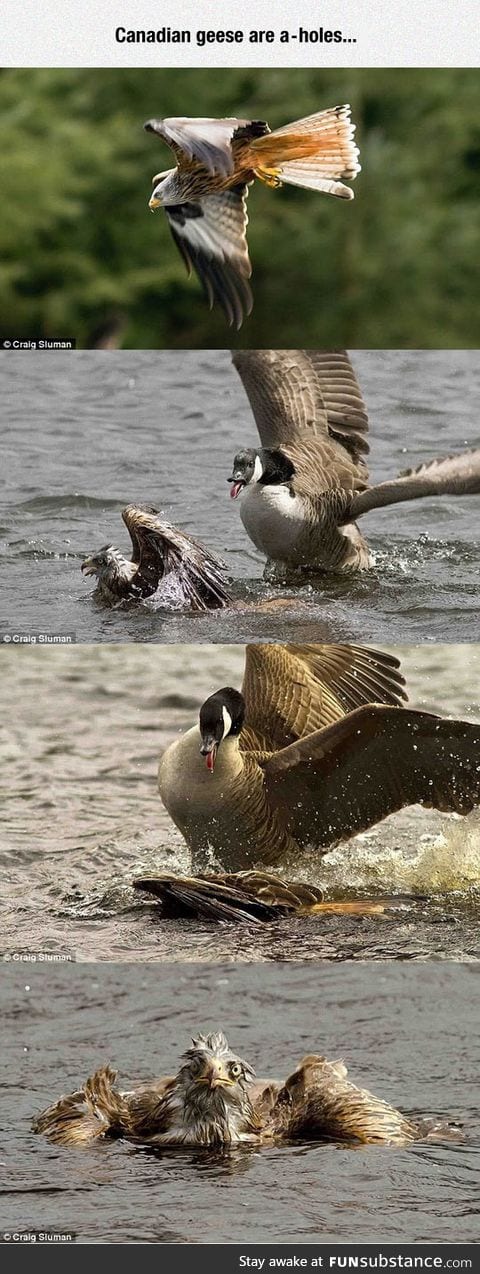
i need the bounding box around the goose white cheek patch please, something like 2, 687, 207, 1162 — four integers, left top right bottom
253, 454, 264, 483
222, 707, 233, 737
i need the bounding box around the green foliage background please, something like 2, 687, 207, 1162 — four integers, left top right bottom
1, 68, 479, 348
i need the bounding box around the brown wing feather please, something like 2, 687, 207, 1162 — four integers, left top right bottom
240, 644, 407, 752
307, 352, 369, 466
280, 435, 367, 504
124, 1078, 177, 1139
166, 187, 252, 329
33, 1068, 176, 1145
144, 117, 246, 176
133, 870, 325, 922
122, 505, 232, 609
233, 349, 329, 443
232, 350, 369, 476
269, 1055, 418, 1145
32, 1065, 125, 1145
350, 448, 480, 519
263, 705, 480, 850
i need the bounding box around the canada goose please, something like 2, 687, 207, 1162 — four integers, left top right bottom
145, 108, 359, 327
228, 350, 480, 573
81, 504, 231, 609
148, 643, 480, 873
33, 1030, 422, 1148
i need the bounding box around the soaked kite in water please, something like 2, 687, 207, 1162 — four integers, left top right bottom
81, 504, 231, 610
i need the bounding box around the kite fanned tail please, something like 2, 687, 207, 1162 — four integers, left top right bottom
249, 105, 360, 199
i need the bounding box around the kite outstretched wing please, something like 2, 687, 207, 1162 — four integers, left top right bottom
165, 187, 253, 328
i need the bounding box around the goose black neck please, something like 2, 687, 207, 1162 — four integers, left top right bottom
258, 449, 295, 486
199, 687, 245, 741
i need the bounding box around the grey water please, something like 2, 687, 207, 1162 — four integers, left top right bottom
1, 642, 479, 962
1, 349, 479, 644
1, 963, 478, 1244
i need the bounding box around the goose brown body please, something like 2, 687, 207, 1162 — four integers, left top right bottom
155, 642, 480, 874
157, 642, 408, 871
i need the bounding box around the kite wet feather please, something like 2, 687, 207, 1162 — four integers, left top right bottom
81, 504, 232, 610
34, 1031, 440, 1149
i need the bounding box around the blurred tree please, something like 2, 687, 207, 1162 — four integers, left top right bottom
0, 68, 478, 347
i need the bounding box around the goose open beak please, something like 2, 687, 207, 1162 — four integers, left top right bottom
229, 480, 245, 500
200, 740, 218, 772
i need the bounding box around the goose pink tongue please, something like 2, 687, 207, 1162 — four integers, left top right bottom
206, 747, 217, 772
230, 482, 244, 499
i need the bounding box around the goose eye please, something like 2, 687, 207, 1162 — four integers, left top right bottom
229, 1062, 242, 1079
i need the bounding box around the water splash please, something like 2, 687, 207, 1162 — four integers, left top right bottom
144, 572, 192, 611
282, 814, 480, 895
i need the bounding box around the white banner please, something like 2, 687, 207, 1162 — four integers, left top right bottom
2, 0, 479, 67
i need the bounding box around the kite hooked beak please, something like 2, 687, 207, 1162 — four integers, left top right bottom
200, 738, 218, 772
81, 557, 97, 577
148, 195, 162, 211
228, 478, 246, 500
196, 1059, 234, 1089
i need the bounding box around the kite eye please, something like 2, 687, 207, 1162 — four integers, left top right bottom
229, 1061, 242, 1079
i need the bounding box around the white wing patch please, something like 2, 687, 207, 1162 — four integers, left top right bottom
166, 187, 253, 329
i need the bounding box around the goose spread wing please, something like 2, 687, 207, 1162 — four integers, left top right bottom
122, 505, 231, 609
240, 644, 407, 751
306, 352, 369, 466
262, 705, 480, 850
144, 116, 250, 176
233, 349, 329, 443
232, 350, 369, 473
349, 448, 480, 519
166, 187, 252, 328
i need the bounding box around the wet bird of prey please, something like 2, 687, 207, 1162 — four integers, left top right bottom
33, 1030, 426, 1148
228, 350, 480, 574
134, 870, 413, 926
134, 644, 480, 907
81, 504, 231, 610
145, 107, 360, 327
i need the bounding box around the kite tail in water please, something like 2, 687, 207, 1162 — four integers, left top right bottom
249, 105, 360, 198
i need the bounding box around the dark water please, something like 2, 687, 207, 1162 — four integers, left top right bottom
1, 349, 479, 644
1, 963, 478, 1244
1, 642, 479, 962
